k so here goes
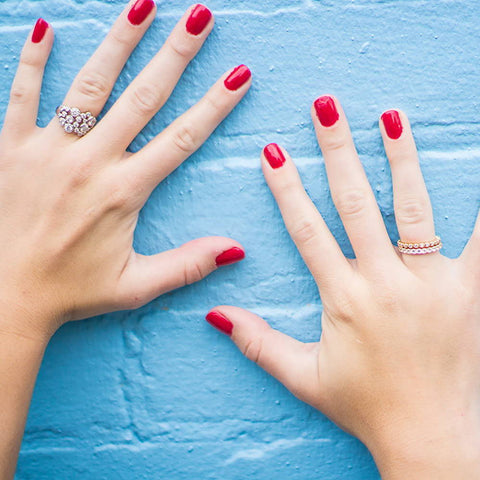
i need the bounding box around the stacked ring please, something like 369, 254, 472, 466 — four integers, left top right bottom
397, 235, 442, 255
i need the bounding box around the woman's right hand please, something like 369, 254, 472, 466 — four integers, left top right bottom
0, 1, 251, 342
207, 97, 480, 479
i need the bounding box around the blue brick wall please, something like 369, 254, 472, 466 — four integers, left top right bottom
1, 0, 479, 478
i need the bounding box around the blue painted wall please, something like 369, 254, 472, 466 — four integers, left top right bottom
1, 0, 479, 478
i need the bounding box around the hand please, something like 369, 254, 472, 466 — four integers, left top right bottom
0, 2, 251, 341
206, 97, 480, 478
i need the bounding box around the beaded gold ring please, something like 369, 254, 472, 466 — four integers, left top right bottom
397, 235, 442, 255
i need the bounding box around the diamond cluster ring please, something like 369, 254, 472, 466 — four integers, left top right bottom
397, 235, 442, 255
56, 105, 97, 137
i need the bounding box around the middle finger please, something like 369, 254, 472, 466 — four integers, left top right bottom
311, 95, 397, 267
90, 3, 214, 154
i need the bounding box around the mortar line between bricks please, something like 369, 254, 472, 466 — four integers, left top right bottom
187, 148, 480, 171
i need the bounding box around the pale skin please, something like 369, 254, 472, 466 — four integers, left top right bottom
208, 102, 480, 478
0, 3, 479, 480
0, 2, 251, 478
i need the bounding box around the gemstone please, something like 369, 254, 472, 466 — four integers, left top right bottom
64, 124, 74, 133
66, 115, 74, 123
71, 108, 81, 117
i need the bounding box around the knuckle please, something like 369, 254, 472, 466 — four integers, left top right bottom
130, 84, 164, 116
321, 133, 350, 152
183, 259, 208, 286
334, 188, 369, 218
75, 70, 111, 102
69, 158, 96, 188
109, 27, 133, 49
172, 123, 199, 154
242, 337, 264, 364
107, 186, 132, 210
166, 38, 196, 61
9, 82, 31, 105
204, 92, 227, 116
396, 196, 429, 225
291, 218, 319, 246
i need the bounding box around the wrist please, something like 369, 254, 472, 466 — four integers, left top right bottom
0, 295, 57, 346
367, 409, 480, 479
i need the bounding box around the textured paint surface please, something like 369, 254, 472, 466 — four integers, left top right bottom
0, 0, 479, 479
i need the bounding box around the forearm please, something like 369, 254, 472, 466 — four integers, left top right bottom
0, 327, 47, 479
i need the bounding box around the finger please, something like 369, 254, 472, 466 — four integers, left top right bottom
205, 306, 320, 404
3, 19, 54, 138
115, 237, 245, 309
380, 110, 439, 265
46, 0, 157, 139
127, 65, 251, 189
90, 3, 215, 153
311, 96, 397, 268
260, 143, 351, 290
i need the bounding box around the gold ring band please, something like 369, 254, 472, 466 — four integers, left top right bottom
397, 236, 442, 255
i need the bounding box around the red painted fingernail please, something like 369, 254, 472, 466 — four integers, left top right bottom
128, 0, 155, 26
263, 143, 286, 169
186, 4, 212, 35
224, 65, 252, 91
32, 18, 49, 44
314, 95, 339, 127
206, 311, 233, 336
381, 110, 403, 140
215, 247, 245, 267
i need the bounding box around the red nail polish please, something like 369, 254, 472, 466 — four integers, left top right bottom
263, 143, 286, 169
224, 65, 251, 91
206, 311, 233, 336
381, 110, 403, 140
215, 247, 245, 267
128, 0, 155, 26
32, 18, 49, 44
314, 95, 339, 127
186, 4, 212, 35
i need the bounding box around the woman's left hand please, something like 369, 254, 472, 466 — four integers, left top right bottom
207, 97, 480, 479
0, 3, 251, 341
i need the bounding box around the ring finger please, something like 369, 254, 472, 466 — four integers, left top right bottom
380, 110, 438, 265
47, 0, 158, 140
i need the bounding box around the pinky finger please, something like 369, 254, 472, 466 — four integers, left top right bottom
3, 18, 54, 138
205, 306, 320, 405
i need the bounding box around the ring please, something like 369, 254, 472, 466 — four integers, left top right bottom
397, 235, 442, 255
56, 105, 97, 137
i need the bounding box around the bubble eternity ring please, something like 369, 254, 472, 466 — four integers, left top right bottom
56, 105, 97, 137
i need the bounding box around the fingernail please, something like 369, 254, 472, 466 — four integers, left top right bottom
32, 18, 49, 44
128, 0, 155, 26
314, 95, 339, 127
206, 311, 233, 336
224, 65, 252, 91
263, 143, 286, 169
381, 110, 403, 140
186, 4, 212, 35
215, 247, 245, 267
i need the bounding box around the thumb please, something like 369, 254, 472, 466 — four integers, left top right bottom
205, 306, 320, 404
116, 237, 245, 309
